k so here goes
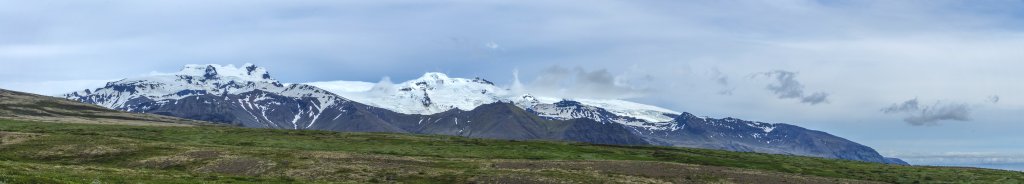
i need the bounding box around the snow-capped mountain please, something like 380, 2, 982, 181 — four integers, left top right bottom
644, 113, 906, 164
62, 64, 649, 145
64, 64, 360, 129
63, 64, 905, 165
305, 73, 681, 131
66, 64, 340, 110
311, 72, 512, 115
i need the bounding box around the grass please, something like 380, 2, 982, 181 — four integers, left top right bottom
0, 119, 1022, 183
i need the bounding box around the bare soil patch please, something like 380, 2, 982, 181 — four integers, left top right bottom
0, 131, 41, 146
30, 144, 139, 162
196, 157, 276, 176
134, 150, 224, 169
468, 174, 565, 184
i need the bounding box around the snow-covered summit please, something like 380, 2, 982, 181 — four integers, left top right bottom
172, 63, 276, 83
322, 72, 511, 115
405, 72, 498, 88
65, 64, 345, 110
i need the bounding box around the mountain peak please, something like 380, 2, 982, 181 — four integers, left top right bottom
177, 63, 275, 82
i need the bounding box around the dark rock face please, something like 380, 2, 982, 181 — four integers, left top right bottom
554, 118, 649, 145
402, 103, 552, 140
117, 89, 404, 132
394, 103, 648, 145
203, 66, 219, 79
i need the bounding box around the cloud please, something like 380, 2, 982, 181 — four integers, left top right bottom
510, 68, 525, 94
801, 92, 830, 105
484, 41, 501, 50
710, 68, 734, 95
754, 70, 830, 105
904, 104, 971, 125
882, 98, 921, 113
369, 76, 395, 92
882, 98, 972, 126
525, 66, 649, 99
988, 95, 1000, 104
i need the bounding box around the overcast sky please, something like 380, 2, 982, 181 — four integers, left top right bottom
2, 0, 1023, 169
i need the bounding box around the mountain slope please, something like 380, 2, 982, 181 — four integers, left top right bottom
0, 88, 203, 126
641, 113, 908, 164
63, 64, 902, 164
385, 102, 649, 145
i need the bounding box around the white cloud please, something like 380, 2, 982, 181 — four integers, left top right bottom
753, 70, 830, 105
524, 66, 650, 99
484, 42, 500, 50
988, 95, 1001, 104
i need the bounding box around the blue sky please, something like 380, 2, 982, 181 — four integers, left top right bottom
2, 0, 1023, 169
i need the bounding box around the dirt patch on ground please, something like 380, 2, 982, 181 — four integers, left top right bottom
182, 150, 223, 160
0, 131, 42, 146
493, 160, 881, 184
468, 173, 566, 184
294, 151, 354, 160
31, 144, 138, 161
136, 155, 194, 169
134, 150, 224, 169
196, 157, 276, 176
341, 155, 435, 169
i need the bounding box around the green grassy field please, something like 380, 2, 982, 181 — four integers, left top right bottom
0, 119, 1021, 183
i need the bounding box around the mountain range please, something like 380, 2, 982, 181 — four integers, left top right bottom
63, 64, 907, 165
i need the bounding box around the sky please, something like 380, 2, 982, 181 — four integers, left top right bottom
1, 0, 1023, 170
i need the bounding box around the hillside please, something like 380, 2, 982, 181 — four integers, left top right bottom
0, 89, 205, 126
